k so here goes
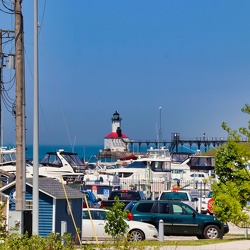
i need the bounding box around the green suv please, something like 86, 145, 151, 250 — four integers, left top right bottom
124, 200, 229, 239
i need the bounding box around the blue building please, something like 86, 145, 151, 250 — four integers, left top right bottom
0, 178, 83, 238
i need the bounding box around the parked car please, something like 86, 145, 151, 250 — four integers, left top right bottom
80, 190, 102, 208
157, 190, 198, 210
201, 191, 213, 214
82, 208, 158, 241
124, 200, 229, 239
100, 189, 146, 209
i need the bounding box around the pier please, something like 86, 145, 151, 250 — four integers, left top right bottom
129, 133, 228, 153
98, 133, 231, 159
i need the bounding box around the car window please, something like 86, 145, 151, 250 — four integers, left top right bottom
152, 203, 170, 214
82, 211, 90, 219
173, 204, 194, 215
160, 192, 188, 201
136, 202, 154, 212
96, 211, 106, 220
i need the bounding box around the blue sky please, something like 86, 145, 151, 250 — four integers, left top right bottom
1, 0, 250, 146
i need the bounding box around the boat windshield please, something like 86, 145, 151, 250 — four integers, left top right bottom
126, 161, 171, 172
126, 162, 146, 169
62, 153, 85, 166
40, 153, 63, 167
1, 152, 16, 164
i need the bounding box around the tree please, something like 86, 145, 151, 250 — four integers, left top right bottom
104, 196, 129, 241
212, 104, 250, 228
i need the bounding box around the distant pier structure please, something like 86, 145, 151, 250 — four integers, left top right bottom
99, 111, 230, 159
128, 133, 228, 154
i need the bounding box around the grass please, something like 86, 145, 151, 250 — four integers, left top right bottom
78, 236, 248, 249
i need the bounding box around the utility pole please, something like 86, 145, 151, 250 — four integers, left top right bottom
15, 0, 25, 211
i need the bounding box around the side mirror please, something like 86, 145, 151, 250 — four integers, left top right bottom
193, 197, 199, 202
155, 197, 159, 200
192, 212, 196, 217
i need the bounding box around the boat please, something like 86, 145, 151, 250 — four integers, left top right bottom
170, 152, 216, 191
0, 147, 33, 180
28, 149, 86, 183
104, 147, 172, 191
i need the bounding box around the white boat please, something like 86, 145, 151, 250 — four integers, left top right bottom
29, 149, 85, 183
0, 147, 33, 179
170, 153, 215, 190
83, 169, 120, 187
105, 147, 172, 189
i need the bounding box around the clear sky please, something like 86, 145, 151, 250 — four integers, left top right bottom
1, 0, 250, 147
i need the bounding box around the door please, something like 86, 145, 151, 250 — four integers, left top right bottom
82, 210, 109, 240
95, 210, 109, 240
82, 210, 96, 240
151, 202, 173, 236
171, 203, 199, 236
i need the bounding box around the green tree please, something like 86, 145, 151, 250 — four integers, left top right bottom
104, 196, 129, 241
0, 200, 8, 240
213, 104, 250, 228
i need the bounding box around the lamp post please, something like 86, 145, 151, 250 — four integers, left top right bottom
159, 107, 162, 145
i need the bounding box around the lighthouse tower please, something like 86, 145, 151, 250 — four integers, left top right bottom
104, 111, 129, 152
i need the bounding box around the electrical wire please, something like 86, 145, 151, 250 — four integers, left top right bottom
0, 0, 14, 14
1, 0, 14, 13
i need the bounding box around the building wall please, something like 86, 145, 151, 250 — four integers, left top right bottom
55, 198, 82, 243
104, 138, 128, 151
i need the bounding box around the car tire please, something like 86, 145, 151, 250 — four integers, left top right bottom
128, 229, 145, 241
203, 225, 220, 239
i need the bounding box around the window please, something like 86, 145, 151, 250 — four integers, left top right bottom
153, 203, 169, 214
96, 211, 106, 220
160, 192, 188, 201
173, 204, 194, 215
26, 200, 33, 210
136, 202, 154, 213
82, 211, 90, 219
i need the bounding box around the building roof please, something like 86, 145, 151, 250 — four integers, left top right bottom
0, 178, 84, 200
104, 132, 128, 139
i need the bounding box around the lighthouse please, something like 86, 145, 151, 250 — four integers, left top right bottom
104, 111, 129, 152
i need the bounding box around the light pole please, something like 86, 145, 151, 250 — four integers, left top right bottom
159, 107, 162, 145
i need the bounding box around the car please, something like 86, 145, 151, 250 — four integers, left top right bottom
80, 190, 102, 208
201, 191, 213, 214
157, 190, 198, 210
100, 189, 146, 209
82, 208, 158, 241
124, 200, 229, 239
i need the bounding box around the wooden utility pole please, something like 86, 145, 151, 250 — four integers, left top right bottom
15, 0, 24, 211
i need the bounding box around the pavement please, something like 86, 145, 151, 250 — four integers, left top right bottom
81, 223, 250, 249
158, 222, 249, 250
157, 240, 249, 250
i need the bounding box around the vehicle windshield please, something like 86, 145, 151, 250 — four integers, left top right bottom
40, 153, 63, 167
160, 192, 189, 201
126, 162, 146, 168
62, 153, 84, 166
126, 161, 170, 172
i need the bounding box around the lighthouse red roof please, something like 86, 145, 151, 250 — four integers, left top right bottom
104, 132, 128, 139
